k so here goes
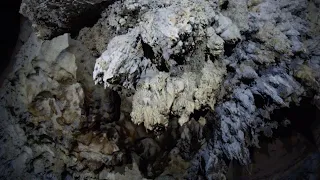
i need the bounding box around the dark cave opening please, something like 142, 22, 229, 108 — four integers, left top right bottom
270, 97, 320, 146
250, 96, 320, 165
0, 1, 22, 86
228, 96, 320, 179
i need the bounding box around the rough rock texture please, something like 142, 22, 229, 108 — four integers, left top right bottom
20, 0, 116, 39
92, 0, 240, 130
131, 61, 225, 130
90, 0, 320, 178
0, 30, 127, 179
1, 0, 320, 179
92, 0, 241, 89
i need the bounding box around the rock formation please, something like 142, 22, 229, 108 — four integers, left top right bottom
0, 0, 320, 179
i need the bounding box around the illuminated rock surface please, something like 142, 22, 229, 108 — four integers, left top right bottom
0, 0, 320, 179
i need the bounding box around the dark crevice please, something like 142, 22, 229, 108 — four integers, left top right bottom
157, 60, 170, 72
239, 77, 255, 85
141, 39, 155, 60
242, 31, 254, 40
226, 64, 236, 73
136, 118, 180, 178
190, 108, 211, 121
220, 0, 229, 10
136, 141, 168, 178
34, 91, 54, 99
61, 168, 70, 180
224, 42, 238, 56
140, 39, 170, 72
171, 54, 186, 65
253, 93, 266, 108
38, 134, 55, 143
109, 90, 121, 122
151, 123, 166, 136
207, 53, 217, 63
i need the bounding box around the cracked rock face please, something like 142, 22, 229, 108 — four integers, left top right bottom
1, 0, 320, 179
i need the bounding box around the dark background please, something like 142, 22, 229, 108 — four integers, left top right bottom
0, 0, 22, 82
